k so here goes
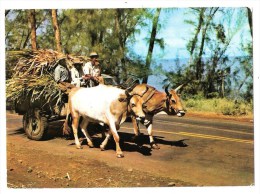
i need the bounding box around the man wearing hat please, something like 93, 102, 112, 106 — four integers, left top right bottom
54, 58, 71, 83
82, 51, 103, 87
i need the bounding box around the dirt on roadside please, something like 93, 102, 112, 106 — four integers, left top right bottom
7, 139, 192, 188
6, 111, 253, 188
186, 111, 253, 123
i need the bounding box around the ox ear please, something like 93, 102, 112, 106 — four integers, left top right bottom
164, 84, 170, 96
129, 84, 149, 97
174, 84, 184, 92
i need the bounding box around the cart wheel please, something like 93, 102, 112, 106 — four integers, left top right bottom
23, 109, 48, 140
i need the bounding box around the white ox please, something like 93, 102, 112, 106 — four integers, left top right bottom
65, 84, 145, 158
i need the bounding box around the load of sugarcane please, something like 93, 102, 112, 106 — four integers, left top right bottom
6, 49, 85, 112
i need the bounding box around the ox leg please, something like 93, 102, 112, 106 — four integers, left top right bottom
109, 122, 124, 158
131, 117, 144, 147
80, 118, 94, 148
146, 123, 160, 149
132, 116, 141, 136
71, 115, 82, 149
100, 130, 111, 151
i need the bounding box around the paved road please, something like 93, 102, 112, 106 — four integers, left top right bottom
6, 112, 254, 186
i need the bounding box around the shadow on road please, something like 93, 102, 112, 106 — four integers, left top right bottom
7, 127, 26, 137
8, 121, 189, 156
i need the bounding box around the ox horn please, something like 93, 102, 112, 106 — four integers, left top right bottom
165, 84, 170, 96
125, 81, 139, 97
174, 84, 184, 92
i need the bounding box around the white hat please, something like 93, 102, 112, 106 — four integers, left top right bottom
89, 52, 99, 57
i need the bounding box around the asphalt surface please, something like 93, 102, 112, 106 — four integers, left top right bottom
6, 112, 254, 186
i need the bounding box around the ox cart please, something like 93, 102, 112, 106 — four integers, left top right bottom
12, 74, 118, 141
6, 49, 120, 141
13, 83, 69, 140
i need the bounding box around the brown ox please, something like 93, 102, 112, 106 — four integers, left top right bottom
99, 83, 185, 150
131, 84, 185, 149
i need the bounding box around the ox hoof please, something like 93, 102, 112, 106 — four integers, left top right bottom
151, 142, 160, 149
76, 145, 83, 149
88, 143, 94, 148
100, 146, 105, 151
116, 153, 124, 158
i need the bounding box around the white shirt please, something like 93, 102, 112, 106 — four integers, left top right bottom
70, 67, 82, 86
83, 61, 101, 77
54, 64, 69, 82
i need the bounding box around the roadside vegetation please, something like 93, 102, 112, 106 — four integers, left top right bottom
183, 95, 253, 117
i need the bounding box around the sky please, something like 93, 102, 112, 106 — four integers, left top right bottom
132, 7, 251, 60
131, 9, 190, 59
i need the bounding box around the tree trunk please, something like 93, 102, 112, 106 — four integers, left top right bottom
221, 71, 225, 98
115, 9, 124, 54
189, 8, 205, 57
247, 7, 253, 37
142, 8, 161, 84
196, 8, 218, 80
115, 9, 127, 80
5, 10, 11, 17
29, 9, 37, 50
51, 9, 62, 52
196, 26, 206, 80
99, 30, 104, 44
22, 30, 31, 49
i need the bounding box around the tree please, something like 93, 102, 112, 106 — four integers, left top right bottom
6, 10, 30, 50
232, 8, 253, 101
113, 8, 148, 81
29, 9, 37, 50
51, 9, 62, 52
5, 10, 11, 17
172, 7, 252, 99
186, 8, 205, 58
115, 9, 127, 79
5, 10, 51, 50
247, 8, 253, 37
142, 8, 161, 84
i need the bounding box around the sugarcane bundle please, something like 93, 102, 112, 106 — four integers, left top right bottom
10, 49, 85, 77
6, 74, 62, 103
6, 49, 84, 112
13, 49, 66, 77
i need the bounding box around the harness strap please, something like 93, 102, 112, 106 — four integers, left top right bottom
142, 87, 156, 105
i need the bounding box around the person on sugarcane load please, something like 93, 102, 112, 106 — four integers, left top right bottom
82, 52, 104, 87
53, 57, 76, 107
70, 62, 85, 87
54, 58, 71, 83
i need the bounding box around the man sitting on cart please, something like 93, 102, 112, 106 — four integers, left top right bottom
54, 58, 71, 83
70, 61, 85, 87
82, 51, 104, 87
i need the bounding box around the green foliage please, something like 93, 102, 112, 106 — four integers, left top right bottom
5, 9, 150, 83
5, 8, 253, 102
184, 97, 253, 116
124, 52, 147, 79
5, 10, 30, 50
